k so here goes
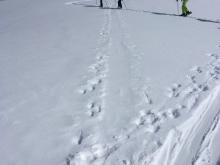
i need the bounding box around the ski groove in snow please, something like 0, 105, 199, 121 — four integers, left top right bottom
66, 9, 112, 165
78, 9, 111, 119
192, 115, 220, 165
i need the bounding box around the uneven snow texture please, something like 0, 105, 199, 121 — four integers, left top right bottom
0, 0, 220, 165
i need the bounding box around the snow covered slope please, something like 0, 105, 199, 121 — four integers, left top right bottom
0, 0, 220, 165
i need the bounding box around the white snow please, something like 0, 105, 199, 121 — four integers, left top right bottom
0, 0, 220, 165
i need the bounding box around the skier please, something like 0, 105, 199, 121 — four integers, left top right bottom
118, 0, 122, 8
177, 0, 192, 16
100, 0, 103, 8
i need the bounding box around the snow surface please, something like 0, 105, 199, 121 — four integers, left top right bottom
0, 0, 220, 165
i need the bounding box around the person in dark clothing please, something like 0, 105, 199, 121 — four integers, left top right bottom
100, 0, 103, 8
118, 0, 122, 8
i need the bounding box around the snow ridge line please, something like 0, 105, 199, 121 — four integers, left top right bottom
150, 85, 220, 165
192, 115, 220, 165
65, 10, 112, 165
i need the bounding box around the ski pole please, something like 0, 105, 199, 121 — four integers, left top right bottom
105, 0, 109, 8
176, 0, 180, 15
122, 0, 127, 9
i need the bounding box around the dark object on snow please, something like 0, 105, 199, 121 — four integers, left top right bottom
180, 11, 192, 17
118, 0, 122, 8
176, 0, 192, 16
100, 0, 103, 8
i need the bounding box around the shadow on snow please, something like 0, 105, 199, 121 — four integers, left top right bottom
69, 2, 220, 25
128, 9, 220, 25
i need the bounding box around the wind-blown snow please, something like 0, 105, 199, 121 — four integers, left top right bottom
0, 0, 220, 165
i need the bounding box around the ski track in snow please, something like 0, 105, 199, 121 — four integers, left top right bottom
65, 9, 160, 165
79, 10, 111, 119
65, 9, 112, 165
63, 4, 220, 165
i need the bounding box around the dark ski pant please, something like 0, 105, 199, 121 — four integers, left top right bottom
118, 0, 122, 8
100, 0, 103, 7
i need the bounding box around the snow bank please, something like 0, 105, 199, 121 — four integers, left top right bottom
151, 85, 220, 165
